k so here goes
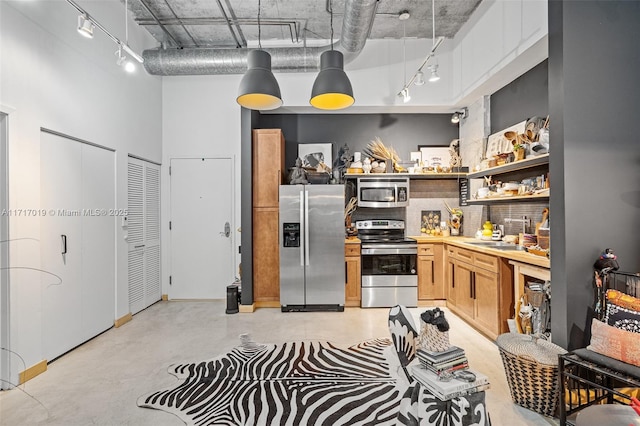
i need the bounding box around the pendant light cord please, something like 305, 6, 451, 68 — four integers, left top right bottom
330, 0, 334, 50
258, 0, 262, 49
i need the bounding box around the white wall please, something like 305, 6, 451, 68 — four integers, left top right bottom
452, 0, 548, 106
0, 0, 162, 384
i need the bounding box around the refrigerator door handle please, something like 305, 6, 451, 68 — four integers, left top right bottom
299, 190, 305, 267
304, 190, 310, 266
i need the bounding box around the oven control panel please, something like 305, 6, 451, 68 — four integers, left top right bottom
356, 220, 405, 230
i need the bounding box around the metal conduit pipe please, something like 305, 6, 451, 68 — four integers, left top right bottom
142, 0, 378, 76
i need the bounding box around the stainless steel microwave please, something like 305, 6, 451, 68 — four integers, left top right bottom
357, 177, 410, 208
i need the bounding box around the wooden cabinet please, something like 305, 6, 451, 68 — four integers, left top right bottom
253, 208, 280, 303
345, 242, 361, 307
417, 243, 444, 300
252, 129, 285, 305
453, 259, 475, 318
474, 267, 500, 334
253, 129, 285, 208
445, 245, 513, 339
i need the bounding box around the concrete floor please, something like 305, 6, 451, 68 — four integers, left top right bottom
0, 301, 559, 425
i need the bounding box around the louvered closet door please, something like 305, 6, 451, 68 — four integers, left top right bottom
127, 157, 161, 314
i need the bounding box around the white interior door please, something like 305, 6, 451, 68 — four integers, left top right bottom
170, 158, 233, 299
40, 131, 115, 361
80, 145, 115, 340
41, 133, 83, 360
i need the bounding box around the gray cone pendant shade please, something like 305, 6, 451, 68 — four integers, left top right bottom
310, 50, 354, 110
237, 49, 283, 110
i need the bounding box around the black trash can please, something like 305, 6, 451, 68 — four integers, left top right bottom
226, 285, 239, 314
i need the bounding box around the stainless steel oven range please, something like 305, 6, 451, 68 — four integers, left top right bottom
356, 220, 417, 308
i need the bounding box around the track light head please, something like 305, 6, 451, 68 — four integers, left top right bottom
115, 47, 126, 66
428, 65, 440, 82
77, 14, 94, 38
115, 46, 135, 72
451, 108, 468, 124
414, 71, 425, 86
397, 88, 411, 103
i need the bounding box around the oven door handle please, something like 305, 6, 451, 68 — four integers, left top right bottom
361, 248, 417, 255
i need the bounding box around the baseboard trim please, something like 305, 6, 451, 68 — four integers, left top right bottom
417, 299, 447, 308
254, 301, 280, 309
239, 303, 256, 313
114, 312, 133, 328
19, 359, 47, 384
162, 294, 168, 301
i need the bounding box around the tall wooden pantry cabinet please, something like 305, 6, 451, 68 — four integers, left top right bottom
252, 129, 285, 306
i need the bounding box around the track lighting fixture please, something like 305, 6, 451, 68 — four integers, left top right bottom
397, 0, 443, 95
66, 0, 144, 73
77, 14, 94, 38
310, 0, 354, 110
451, 108, 468, 124
237, 0, 283, 110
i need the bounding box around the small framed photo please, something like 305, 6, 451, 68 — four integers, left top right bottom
298, 143, 333, 170
418, 146, 451, 168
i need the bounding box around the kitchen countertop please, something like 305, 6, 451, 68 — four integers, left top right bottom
411, 236, 550, 268
345, 236, 549, 269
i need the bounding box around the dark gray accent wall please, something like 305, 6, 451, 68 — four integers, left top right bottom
258, 114, 458, 171
549, 0, 640, 349
491, 59, 549, 133
240, 108, 261, 305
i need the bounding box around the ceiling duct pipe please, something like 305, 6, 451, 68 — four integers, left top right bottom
142, 0, 378, 76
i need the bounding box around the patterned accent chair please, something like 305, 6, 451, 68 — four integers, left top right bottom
389, 305, 491, 426
387, 304, 419, 382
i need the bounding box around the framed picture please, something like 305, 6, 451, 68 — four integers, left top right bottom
418, 145, 451, 168
298, 143, 333, 170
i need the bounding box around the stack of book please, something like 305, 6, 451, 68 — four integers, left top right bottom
410, 365, 491, 401
417, 345, 468, 375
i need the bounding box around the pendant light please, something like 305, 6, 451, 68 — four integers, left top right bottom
309, 0, 354, 110
236, 0, 282, 110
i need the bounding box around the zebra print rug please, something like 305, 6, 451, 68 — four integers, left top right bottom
137, 338, 405, 425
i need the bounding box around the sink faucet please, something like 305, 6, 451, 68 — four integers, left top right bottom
504, 216, 530, 234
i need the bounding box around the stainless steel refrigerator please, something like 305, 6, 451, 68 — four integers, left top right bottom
279, 184, 345, 312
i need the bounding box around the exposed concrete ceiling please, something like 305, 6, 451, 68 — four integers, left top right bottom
126, 0, 482, 49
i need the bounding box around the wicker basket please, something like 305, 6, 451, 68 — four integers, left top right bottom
496, 333, 567, 417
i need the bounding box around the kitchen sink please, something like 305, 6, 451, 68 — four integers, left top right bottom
465, 241, 526, 251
